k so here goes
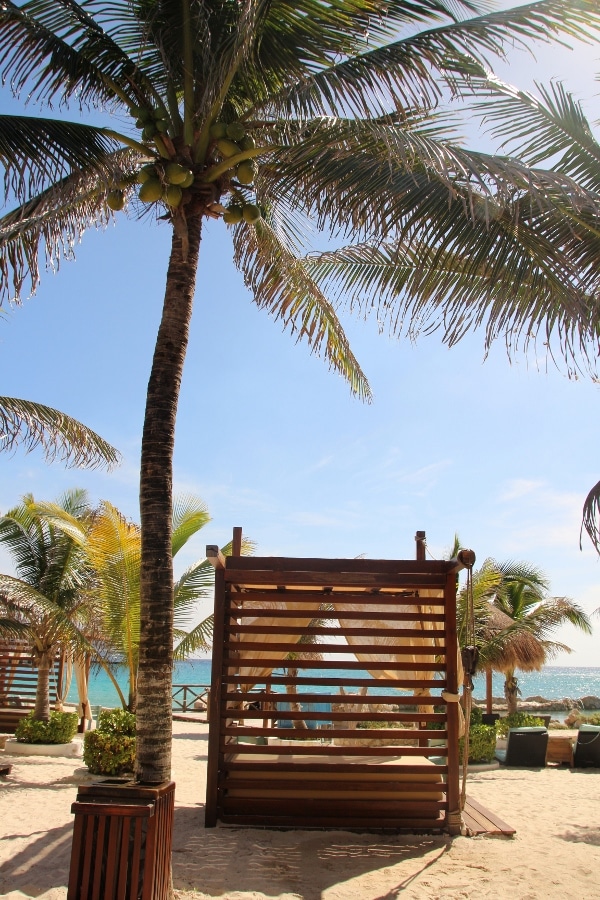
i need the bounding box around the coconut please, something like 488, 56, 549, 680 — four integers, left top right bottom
142, 124, 156, 141
136, 164, 157, 184
155, 119, 169, 133
210, 122, 228, 139
164, 185, 183, 207
236, 161, 256, 185
242, 203, 261, 224
106, 190, 125, 211
180, 171, 195, 188
138, 179, 163, 203
240, 134, 256, 150
165, 162, 190, 185
216, 138, 241, 158
223, 207, 243, 224
226, 122, 246, 141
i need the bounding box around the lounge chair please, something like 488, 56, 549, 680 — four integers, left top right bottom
573, 724, 600, 768
495, 726, 548, 767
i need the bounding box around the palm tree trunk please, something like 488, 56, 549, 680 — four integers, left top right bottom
504, 669, 519, 716
34, 652, 52, 722
136, 211, 203, 784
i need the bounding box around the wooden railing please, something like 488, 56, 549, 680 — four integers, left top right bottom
171, 683, 210, 713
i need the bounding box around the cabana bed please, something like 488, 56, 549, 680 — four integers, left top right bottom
206, 529, 470, 834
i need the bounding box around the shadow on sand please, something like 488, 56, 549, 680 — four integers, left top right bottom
172, 805, 452, 900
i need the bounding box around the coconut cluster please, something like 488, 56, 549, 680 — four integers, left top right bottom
136, 161, 195, 208
132, 105, 170, 142
210, 121, 263, 225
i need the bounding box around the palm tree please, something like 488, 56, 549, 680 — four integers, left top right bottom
83, 495, 216, 710
0, 489, 95, 721
474, 559, 592, 714
3, 1, 600, 782
0, 396, 119, 469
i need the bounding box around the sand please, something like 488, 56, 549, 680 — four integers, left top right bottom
1, 720, 599, 900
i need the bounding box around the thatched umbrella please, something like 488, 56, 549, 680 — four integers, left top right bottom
478, 605, 546, 714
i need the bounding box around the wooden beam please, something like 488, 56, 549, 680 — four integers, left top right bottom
232, 526, 242, 557
206, 545, 225, 569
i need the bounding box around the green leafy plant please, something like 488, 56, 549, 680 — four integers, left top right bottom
460, 724, 497, 764
15, 711, 78, 744
83, 709, 136, 775
496, 712, 545, 738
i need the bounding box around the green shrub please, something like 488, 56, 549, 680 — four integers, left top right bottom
83, 708, 136, 775
15, 711, 79, 744
496, 712, 544, 738
96, 708, 136, 737
459, 724, 496, 763
469, 705, 483, 726
83, 732, 136, 775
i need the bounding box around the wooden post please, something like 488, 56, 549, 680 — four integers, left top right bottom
232, 526, 242, 557
486, 668, 493, 715
415, 531, 426, 561
205, 564, 226, 827
444, 571, 461, 835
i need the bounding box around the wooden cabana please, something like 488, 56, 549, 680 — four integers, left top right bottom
206, 529, 471, 834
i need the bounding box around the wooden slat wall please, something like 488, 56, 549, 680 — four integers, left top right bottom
205, 556, 461, 833
0, 642, 60, 731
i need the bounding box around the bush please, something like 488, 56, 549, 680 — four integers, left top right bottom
460, 724, 496, 764
96, 708, 136, 736
15, 711, 79, 744
469, 705, 483, 726
83, 708, 136, 775
496, 712, 544, 738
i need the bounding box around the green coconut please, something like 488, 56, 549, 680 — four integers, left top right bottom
223, 206, 243, 224
164, 184, 183, 207
216, 138, 241, 158
210, 122, 228, 139
165, 162, 190, 185
180, 171, 195, 188
106, 189, 125, 211
236, 161, 256, 185
138, 179, 163, 203
142, 124, 156, 141
155, 119, 169, 133
226, 122, 246, 141
240, 134, 256, 150
242, 203, 261, 224
136, 164, 157, 184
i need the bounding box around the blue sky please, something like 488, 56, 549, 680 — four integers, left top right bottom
0, 6, 599, 666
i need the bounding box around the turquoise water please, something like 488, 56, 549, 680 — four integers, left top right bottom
71, 661, 600, 710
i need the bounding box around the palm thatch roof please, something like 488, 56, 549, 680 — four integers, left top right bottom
479, 604, 546, 673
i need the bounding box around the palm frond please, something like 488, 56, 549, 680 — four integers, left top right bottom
173, 614, 213, 660
171, 495, 211, 558
0, 115, 124, 200
173, 558, 214, 620
0, 0, 145, 109
472, 78, 600, 190
581, 479, 600, 553
0, 152, 140, 303
0, 396, 120, 470
232, 212, 372, 401
267, 0, 600, 120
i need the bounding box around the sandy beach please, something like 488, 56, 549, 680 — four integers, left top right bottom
1, 719, 599, 900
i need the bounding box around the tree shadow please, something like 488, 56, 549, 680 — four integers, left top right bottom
0, 821, 73, 894
172, 805, 452, 900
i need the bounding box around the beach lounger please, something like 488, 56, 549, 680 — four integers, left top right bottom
495, 726, 548, 767
573, 724, 600, 768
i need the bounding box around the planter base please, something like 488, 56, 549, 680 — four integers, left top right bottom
68, 779, 175, 900
6, 738, 83, 757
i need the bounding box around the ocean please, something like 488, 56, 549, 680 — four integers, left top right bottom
68, 661, 600, 711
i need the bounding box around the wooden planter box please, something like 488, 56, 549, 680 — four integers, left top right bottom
67, 779, 175, 900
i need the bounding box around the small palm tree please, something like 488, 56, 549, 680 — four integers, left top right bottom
461, 559, 593, 714
0, 489, 95, 721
